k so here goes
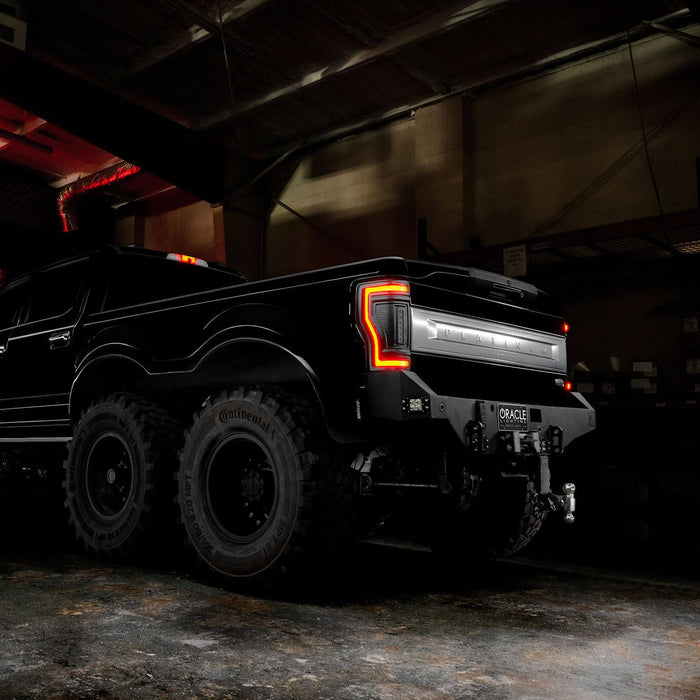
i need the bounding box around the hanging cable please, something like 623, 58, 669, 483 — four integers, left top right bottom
627, 6, 664, 215
272, 199, 365, 259
217, 2, 242, 147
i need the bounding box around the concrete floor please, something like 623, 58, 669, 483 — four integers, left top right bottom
1, 537, 698, 700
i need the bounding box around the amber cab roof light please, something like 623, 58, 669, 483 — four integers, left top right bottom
166, 253, 208, 267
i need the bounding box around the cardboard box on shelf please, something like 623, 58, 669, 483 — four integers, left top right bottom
632, 361, 658, 377
601, 380, 617, 395
572, 370, 600, 395
630, 376, 658, 394
683, 316, 699, 334
686, 358, 700, 375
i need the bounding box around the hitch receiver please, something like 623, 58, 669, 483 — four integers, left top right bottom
562, 482, 576, 523
543, 482, 576, 523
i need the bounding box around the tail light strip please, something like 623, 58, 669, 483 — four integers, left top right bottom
357, 280, 411, 370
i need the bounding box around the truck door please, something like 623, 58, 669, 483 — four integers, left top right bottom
3, 258, 90, 437
0, 280, 33, 437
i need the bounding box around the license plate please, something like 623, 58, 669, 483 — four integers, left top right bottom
497, 404, 528, 430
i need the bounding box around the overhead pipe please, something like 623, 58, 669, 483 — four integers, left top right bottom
56, 161, 141, 233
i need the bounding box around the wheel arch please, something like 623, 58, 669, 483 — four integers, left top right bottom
70, 353, 151, 421
193, 336, 326, 413
70, 337, 331, 431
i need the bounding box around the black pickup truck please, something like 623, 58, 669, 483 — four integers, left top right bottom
0, 245, 594, 583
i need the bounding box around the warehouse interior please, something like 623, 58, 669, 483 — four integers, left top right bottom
0, 1, 699, 698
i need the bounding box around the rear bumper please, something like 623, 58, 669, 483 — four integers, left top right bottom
364, 370, 595, 452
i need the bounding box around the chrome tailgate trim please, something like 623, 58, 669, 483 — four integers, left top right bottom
411, 307, 566, 373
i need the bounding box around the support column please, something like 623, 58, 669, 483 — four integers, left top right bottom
213, 195, 266, 281
114, 206, 145, 247
414, 95, 476, 255
462, 95, 479, 250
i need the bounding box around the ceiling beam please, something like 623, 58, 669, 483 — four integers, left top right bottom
305, 1, 450, 94
642, 21, 700, 49
0, 126, 52, 153
0, 43, 254, 202
196, 0, 516, 130
114, 0, 275, 81
262, 9, 694, 159
440, 208, 700, 270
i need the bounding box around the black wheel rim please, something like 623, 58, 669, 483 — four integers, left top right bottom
204, 433, 277, 543
85, 433, 134, 520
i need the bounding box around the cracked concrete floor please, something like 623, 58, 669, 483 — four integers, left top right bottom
0, 536, 698, 700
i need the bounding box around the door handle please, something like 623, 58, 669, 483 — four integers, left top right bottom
49, 330, 72, 348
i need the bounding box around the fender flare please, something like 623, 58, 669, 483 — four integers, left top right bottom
70, 346, 151, 419
69, 336, 331, 431
193, 335, 326, 411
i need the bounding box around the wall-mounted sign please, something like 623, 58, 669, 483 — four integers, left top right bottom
683, 316, 699, 334
503, 245, 527, 277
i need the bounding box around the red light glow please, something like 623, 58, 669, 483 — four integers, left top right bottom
171, 254, 200, 265
564, 380, 573, 392
562, 322, 570, 333
57, 162, 142, 232
361, 282, 410, 369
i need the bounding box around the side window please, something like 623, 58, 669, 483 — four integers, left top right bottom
0, 283, 31, 331
26, 261, 88, 323
104, 257, 160, 309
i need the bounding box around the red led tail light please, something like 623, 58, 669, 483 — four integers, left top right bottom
357, 280, 411, 370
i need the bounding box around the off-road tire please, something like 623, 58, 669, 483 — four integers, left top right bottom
497, 480, 547, 556
432, 478, 547, 563
177, 387, 344, 585
63, 394, 181, 555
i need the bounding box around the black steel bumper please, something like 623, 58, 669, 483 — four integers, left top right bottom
364, 370, 596, 453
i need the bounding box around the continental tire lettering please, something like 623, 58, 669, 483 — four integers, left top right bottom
67, 435, 83, 492
191, 520, 214, 553
183, 484, 215, 553
217, 408, 277, 438
185, 498, 196, 522
273, 519, 288, 540
105, 507, 136, 540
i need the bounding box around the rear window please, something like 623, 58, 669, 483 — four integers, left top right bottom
103, 255, 237, 310
26, 261, 88, 322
